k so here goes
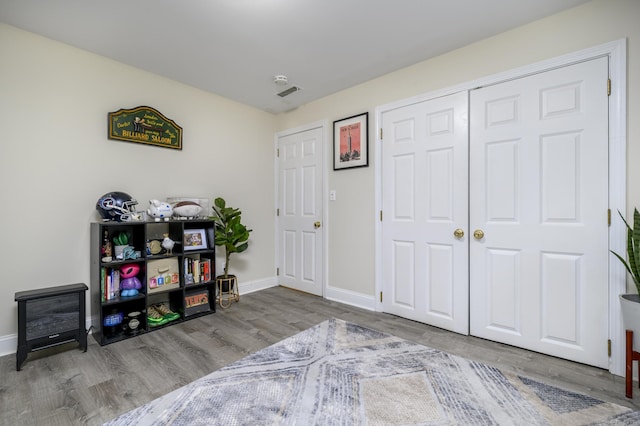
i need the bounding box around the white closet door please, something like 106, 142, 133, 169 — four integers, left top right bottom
469, 57, 609, 368
277, 126, 324, 296
381, 91, 469, 334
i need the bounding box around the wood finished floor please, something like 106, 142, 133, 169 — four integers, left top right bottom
1, 285, 639, 425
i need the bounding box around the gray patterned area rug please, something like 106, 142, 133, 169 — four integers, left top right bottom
105, 318, 640, 425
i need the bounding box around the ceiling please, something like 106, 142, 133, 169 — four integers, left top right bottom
0, 0, 590, 114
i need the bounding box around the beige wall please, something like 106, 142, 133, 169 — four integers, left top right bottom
0, 23, 277, 340
276, 0, 640, 299
1, 0, 639, 348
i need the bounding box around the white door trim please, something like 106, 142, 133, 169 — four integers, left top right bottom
375, 39, 627, 376
274, 120, 329, 297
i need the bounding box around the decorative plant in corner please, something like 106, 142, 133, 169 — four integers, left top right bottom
611, 208, 640, 355
211, 197, 252, 278
210, 197, 251, 308
611, 209, 640, 297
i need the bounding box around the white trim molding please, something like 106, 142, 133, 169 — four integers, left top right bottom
0, 333, 17, 358
325, 285, 376, 311
239, 276, 279, 295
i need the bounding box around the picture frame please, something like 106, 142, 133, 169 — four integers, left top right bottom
183, 229, 207, 251
333, 112, 368, 170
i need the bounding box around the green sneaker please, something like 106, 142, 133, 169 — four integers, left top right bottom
147, 305, 169, 326
154, 303, 180, 322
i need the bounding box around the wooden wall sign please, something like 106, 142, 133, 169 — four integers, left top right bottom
108, 106, 182, 150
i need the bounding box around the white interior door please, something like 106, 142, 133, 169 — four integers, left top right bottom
469, 57, 609, 368
381, 91, 469, 334
277, 126, 324, 296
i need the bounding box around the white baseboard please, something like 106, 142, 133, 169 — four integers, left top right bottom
325, 285, 376, 311
239, 276, 279, 295
0, 277, 279, 358
0, 332, 16, 358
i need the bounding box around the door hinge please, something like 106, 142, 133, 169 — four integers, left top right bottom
607, 79, 611, 96
608, 339, 612, 357
380, 291, 383, 302
608, 208, 611, 226
277, 208, 280, 216
277, 148, 280, 157
379, 210, 383, 222
276, 267, 280, 276
380, 128, 383, 140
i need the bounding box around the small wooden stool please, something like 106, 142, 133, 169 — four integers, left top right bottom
626, 329, 640, 398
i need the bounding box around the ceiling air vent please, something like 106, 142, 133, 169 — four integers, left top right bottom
276, 86, 302, 98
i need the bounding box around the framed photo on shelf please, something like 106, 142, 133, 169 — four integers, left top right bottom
333, 112, 368, 170
183, 229, 207, 251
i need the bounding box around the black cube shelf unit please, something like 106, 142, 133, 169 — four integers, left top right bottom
90, 219, 216, 346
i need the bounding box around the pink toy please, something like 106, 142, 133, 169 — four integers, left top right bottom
121, 263, 140, 278
120, 264, 142, 297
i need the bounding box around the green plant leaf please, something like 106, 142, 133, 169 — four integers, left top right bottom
214, 197, 226, 210
113, 231, 129, 246
633, 209, 640, 282
613, 209, 640, 294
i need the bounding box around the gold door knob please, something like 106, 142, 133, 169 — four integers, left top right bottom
314, 221, 321, 229
453, 228, 464, 239
473, 229, 485, 240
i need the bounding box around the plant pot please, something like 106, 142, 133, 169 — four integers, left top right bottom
216, 275, 239, 309
620, 294, 640, 350
114, 245, 128, 260
217, 275, 236, 292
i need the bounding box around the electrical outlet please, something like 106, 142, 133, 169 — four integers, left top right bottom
330, 190, 336, 201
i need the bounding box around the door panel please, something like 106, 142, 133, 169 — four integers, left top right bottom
382, 91, 469, 334
380, 57, 609, 368
469, 57, 609, 368
278, 127, 324, 296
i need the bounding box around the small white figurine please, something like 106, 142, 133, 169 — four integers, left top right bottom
172, 201, 203, 219
148, 199, 172, 221
161, 233, 175, 255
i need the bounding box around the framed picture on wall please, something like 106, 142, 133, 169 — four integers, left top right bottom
333, 112, 368, 170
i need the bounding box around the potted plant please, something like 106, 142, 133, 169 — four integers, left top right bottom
210, 197, 252, 308
611, 208, 640, 348
113, 231, 130, 260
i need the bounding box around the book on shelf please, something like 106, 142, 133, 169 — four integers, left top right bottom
101, 267, 120, 301
101, 267, 105, 301
111, 269, 120, 300
200, 257, 211, 282
183, 256, 211, 284
194, 259, 200, 283
184, 257, 192, 284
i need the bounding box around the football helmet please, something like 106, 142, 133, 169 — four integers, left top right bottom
96, 192, 139, 222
